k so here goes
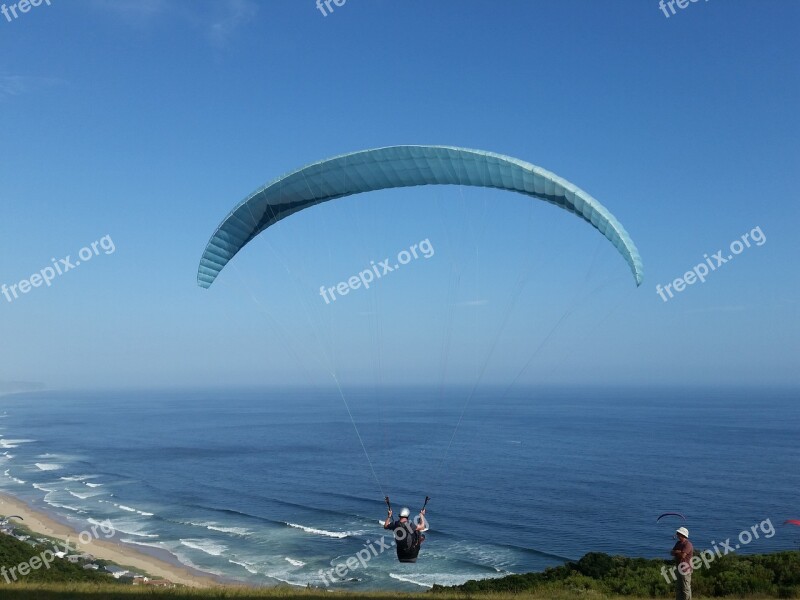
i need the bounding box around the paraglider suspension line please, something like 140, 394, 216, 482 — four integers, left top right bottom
332, 373, 385, 498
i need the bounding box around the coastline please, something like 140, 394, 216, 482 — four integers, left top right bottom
0, 491, 222, 588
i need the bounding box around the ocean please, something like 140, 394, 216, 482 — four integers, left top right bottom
0, 387, 798, 590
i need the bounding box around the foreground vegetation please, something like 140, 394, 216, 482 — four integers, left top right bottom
0, 585, 673, 600
0, 531, 119, 585
433, 551, 800, 598
0, 582, 797, 600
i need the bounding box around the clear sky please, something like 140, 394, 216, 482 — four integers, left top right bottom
1, 0, 798, 391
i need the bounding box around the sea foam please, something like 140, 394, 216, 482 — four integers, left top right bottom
285, 557, 305, 567
0, 439, 35, 449
286, 522, 348, 538
184, 521, 251, 536
389, 572, 498, 588
35, 463, 63, 471
90, 518, 159, 538
120, 538, 163, 550
180, 538, 228, 557
3, 469, 25, 484
229, 559, 259, 574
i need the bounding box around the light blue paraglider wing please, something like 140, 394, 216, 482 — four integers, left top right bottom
198, 145, 643, 288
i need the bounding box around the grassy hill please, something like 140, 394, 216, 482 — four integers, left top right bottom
432, 551, 800, 598
0, 585, 630, 600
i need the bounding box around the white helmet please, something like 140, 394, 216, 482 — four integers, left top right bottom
400, 507, 411, 518
676, 527, 689, 538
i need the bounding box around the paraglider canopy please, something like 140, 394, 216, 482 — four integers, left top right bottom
198, 145, 643, 289
0, 515, 23, 525
657, 512, 687, 523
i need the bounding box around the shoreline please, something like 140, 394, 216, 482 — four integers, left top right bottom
0, 491, 225, 588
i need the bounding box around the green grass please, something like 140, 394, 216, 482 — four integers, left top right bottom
0, 584, 796, 600
0, 584, 650, 600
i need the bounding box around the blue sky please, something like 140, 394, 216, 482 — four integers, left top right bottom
0, 0, 798, 390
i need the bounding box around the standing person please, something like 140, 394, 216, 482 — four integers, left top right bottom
383, 505, 428, 563
671, 527, 694, 600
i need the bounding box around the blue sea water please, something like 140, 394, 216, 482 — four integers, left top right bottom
0, 387, 798, 590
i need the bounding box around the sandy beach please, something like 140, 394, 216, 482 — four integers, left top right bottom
0, 492, 220, 588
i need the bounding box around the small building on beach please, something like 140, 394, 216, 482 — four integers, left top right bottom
104, 565, 129, 579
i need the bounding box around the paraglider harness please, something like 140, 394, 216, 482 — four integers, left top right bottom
385, 496, 428, 563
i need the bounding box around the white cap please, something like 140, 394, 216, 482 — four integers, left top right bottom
676, 527, 689, 538
400, 507, 411, 518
